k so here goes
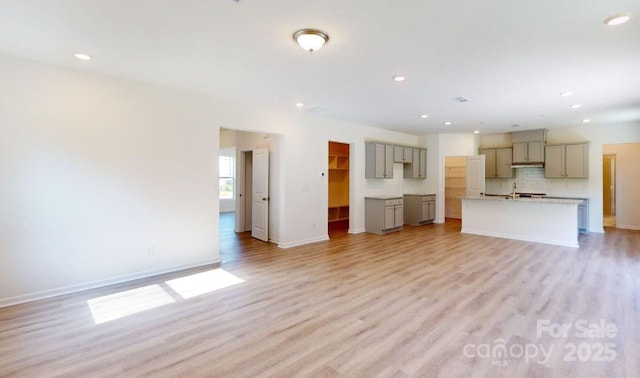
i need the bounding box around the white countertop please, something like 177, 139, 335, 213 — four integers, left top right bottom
365, 195, 403, 200
461, 196, 583, 205
403, 193, 436, 196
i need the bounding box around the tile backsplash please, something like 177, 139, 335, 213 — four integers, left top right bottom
485, 167, 589, 197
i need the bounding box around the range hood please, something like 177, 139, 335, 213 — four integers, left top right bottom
511, 162, 544, 168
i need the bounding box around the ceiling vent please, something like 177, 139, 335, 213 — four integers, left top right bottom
454, 97, 470, 103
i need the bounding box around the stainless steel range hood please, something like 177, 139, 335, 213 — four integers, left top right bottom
511, 162, 544, 168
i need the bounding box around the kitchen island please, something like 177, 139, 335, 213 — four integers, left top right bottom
460, 196, 583, 247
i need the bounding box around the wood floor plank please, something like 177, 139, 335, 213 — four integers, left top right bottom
1, 219, 639, 377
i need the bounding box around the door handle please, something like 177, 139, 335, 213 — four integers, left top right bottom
262, 197, 269, 201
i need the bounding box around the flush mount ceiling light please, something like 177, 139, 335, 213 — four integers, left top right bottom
420, 114, 429, 119
560, 91, 573, 97
293, 29, 329, 52
392, 75, 406, 82
604, 14, 630, 26
444, 121, 452, 126
582, 119, 591, 123
74, 52, 92, 61
473, 130, 480, 134
571, 104, 583, 109
295, 102, 304, 108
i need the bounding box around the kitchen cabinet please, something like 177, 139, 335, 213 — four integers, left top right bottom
545, 143, 589, 178
365, 197, 403, 234
578, 199, 589, 234
365, 143, 394, 179
513, 141, 544, 163
403, 194, 435, 225
393, 146, 413, 163
480, 148, 514, 178
404, 148, 427, 179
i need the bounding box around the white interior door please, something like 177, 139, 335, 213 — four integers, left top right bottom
466, 155, 485, 197
251, 148, 269, 242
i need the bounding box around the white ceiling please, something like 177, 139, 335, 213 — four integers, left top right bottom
0, 0, 639, 135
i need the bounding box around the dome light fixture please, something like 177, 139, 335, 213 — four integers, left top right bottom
603, 14, 630, 26
293, 29, 329, 52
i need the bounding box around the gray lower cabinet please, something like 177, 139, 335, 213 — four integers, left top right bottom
403, 194, 435, 225
578, 199, 589, 234
365, 197, 403, 234
365, 143, 394, 179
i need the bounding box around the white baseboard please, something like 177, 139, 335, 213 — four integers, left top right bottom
349, 228, 366, 234
617, 224, 640, 230
590, 227, 605, 233
0, 258, 220, 309
278, 235, 329, 249
461, 228, 579, 248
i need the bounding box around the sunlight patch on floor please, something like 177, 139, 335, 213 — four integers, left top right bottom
165, 269, 244, 299
87, 284, 175, 324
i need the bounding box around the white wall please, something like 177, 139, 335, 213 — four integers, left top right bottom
480, 124, 640, 232
0, 55, 220, 306
603, 143, 640, 230
0, 54, 429, 304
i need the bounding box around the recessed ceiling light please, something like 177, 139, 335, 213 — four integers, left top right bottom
570, 104, 583, 109
473, 130, 480, 134
295, 102, 304, 108
444, 121, 451, 126
582, 119, 591, 123
560, 91, 573, 97
420, 114, 429, 119
392, 75, 405, 82
74, 52, 92, 61
603, 14, 630, 26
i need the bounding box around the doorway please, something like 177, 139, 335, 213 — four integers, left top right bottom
444, 156, 467, 220
603, 154, 616, 227
328, 141, 350, 236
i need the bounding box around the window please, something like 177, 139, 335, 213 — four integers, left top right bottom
219, 155, 234, 199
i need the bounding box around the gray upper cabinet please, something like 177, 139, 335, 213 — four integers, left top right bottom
496, 148, 514, 178
404, 148, 427, 179
511, 129, 546, 163
513, 141, 544, 163
365, 142, 394, 178
393, 146, 413, 163
545, 143, 589, 178
480, 149, 496, 178
565, 144, 589, 178
480, 148, 513, 178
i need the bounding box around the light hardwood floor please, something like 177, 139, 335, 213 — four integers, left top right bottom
1, 220, 639, 377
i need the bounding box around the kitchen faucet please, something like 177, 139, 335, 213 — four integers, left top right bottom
511, 181, 517, 199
